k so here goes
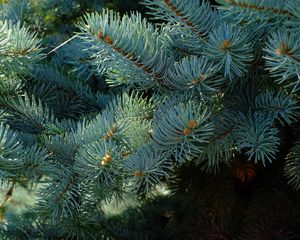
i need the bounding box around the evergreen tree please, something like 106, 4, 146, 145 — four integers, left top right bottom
0, 0, 300, 239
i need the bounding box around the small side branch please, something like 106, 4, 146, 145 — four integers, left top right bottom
163, 0, 207, 39
56, 174, 78, 203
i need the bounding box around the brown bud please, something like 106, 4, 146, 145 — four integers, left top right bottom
188, 119, 197, 129
275, 48, 283, 55
101, 153, 112, 166
108, 126, 116, 136
275, 42, 289, 55
133, 170, 145, 177
186, 21, 193, 27
221, 39, 231, 50
97, 31, 104, 39
182, 128, 192, 135
104, 36, 113, 44
121, 151, 131, 157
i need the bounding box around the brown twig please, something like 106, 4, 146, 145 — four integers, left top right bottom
0, 182, 15, 208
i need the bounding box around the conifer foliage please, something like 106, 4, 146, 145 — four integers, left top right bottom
0, 0, 300, 239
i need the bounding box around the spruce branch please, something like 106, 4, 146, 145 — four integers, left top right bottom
1, 0, 300, 238
0, 20, 43, 74
125, 144, 172, 194
35, 171, 81, 224
235, 112, 280, 165
1, 94, 54, 134
285, 141, 300, 191
0, 123, 23, 174
143, 0, 219, 41
78, 10, 173, 88
152, 101, 214, 163
161, 0, 208, 38
264, 30, 300, 92
204, 23, 254, 79
255, 90, 300, 125
218, 0, 296, 17
199, 112, 237, 172
166, 55, 225, 97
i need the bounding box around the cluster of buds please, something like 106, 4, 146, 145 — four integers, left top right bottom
101, 153, 112, 166
182, 119, 198, 136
